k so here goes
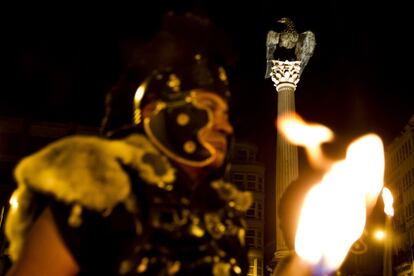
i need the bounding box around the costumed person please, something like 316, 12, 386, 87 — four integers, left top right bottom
4, 12, 252, 276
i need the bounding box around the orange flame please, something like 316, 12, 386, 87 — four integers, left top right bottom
277, 113, 334, 170
278, 113, 385, 272
382, 187, 394, 217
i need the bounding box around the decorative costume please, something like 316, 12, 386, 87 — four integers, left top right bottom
6, 133, 251, 275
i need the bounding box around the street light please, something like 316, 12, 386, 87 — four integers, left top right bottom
374, 230, 385, 241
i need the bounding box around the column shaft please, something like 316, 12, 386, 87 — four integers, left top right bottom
275, 86, 298, 258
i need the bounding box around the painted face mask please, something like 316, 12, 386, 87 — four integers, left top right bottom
134, 54, 233, 167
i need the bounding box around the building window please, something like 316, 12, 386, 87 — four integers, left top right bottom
246, 204, 256, 218
246, 201, 263, 220
247, 181, 256, 191
246, 229, 255, 247
231, 172, 264, 192
231, 173, 245, 189
247, 174, 256, 181
233, 173, 244, 180
245, 229, 263, 249
247, 257, 263, 276
257, 258, 263, 276
248, 151, 256, 162
246, 173, 263, 192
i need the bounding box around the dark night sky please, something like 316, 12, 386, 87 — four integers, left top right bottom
0, 2, 412, 271
1, 2, 412, 145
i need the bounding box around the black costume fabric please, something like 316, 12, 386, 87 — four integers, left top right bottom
50, 169, 249, 275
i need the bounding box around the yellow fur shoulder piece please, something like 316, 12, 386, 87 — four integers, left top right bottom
13, 133, 175, 210
5, 133, 175, 261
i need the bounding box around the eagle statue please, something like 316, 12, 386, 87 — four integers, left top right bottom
265, 17, 316, 78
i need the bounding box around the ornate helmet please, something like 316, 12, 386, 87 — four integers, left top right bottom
101, 12, 235, 168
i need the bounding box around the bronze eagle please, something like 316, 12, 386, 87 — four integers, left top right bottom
265, 17, 316, 78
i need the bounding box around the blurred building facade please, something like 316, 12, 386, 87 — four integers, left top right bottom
385, 115, 414, 275
228, 142, 266, 276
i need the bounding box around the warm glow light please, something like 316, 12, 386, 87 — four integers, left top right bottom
133, 81, 148, 124
277, 112, 334, 170
278, 113, 385, 273
374, 230, 385, 240
134, 83, 146, 104
382, 187, 394, 217
9, 194, 18, 210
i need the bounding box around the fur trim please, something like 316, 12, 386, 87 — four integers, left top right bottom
5, 133, 175, 261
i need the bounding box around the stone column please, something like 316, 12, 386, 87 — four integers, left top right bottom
271, 60, 301, 261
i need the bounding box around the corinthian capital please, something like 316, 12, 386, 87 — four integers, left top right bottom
270, 60, 302, 91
